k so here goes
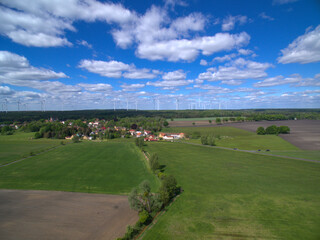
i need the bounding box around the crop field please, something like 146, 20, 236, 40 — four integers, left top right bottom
142, 142, 320, 240
0, 132, 63, 165
0, 140, 159, 194
163, 126, 298, 151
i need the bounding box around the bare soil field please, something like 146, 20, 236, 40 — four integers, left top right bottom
168, 119, 320, 150
225, 120, 320, 150
0, 189, 138, 240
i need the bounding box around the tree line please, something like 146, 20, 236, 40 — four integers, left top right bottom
1, 109, 319, 123
121, 144, 180, 240
256, 125, 290, 135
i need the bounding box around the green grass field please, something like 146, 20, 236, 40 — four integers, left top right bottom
0, 141, 159, 194
142, 142, 320, 240
163, 126, 298, 151
0, 132, 63, 165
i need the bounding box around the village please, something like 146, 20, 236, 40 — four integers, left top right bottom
65, 119, 185, 142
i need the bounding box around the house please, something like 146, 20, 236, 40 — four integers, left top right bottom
136, 131, 142, 137
83, 136, 93, 140
144, 130, 151, 136
159, 132, 185, 140
144, 135, 158, 141
65, 135, 74, 140
129, 129, 136, 135
163, 135, 174, 140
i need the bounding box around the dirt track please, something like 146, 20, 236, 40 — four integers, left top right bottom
0, 189, 138, 240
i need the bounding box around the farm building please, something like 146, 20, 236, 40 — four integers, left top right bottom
159, 132, 185, 140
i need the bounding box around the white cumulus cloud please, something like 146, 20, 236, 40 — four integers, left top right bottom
278, 25, 320, 64
222, 15, 248, 31
78, 59, 158, 79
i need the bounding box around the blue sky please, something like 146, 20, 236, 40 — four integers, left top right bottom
0, 0, 319, 111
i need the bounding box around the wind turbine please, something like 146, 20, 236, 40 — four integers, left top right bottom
17, 98, 21, 111
126, 98, 129, 111
113, 98, 117, 111
156, 98, 160, 110
135, 99, 138, 111
23, 103, 27, 111
175, 98, 179, 110
2, 99, 8, 113
41, 99, 46, 112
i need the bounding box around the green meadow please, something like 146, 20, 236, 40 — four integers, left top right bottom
142, 142, 320, 240
0, 132, 63, 165
0, 140, 159, 194
163, 126, 298, 151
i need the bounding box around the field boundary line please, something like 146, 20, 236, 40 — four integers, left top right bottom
179, 141, 320, 163
134, 150, 182, 240
0, 143, 71, 168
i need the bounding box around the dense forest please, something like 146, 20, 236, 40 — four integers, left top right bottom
0, 109, 320, 123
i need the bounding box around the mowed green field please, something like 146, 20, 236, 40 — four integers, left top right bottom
0, 141, 159, 194
0, 132, 63, 165
163, 126, 298, 151
142, 142, 320, 240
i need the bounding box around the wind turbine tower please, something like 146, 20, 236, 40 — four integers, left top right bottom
17, 99, 21, 111
113, 99, 116, 111
2, 99, 8, 113
41, 99, 46, 112
175, 98, 179, 110
126, 98, 129, 111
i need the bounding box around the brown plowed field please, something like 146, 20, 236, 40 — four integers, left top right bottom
169, 120, 320, 150
225, 120, 320, 150
0, 189, 138, 240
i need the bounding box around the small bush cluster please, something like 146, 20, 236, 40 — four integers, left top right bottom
0, 126, 14, 135
135, 137, 145, 149
201, 135, 216, 146
256, 125, 290, 135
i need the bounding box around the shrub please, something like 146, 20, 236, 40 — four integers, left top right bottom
163, 120, 169, 127
138, 210, 150, 224
208, 135, 216, 146
201, 135, 208, 145
265, 125, 278, 135
158, 172, 167, 179
72, 135, 80, 143
128, 180, 162, 213
135, 137, 144, 148
34, 132, 42, 139
278, 126, 290, 134
256, 126, 266, 135
159, 175, 179, 206
149, 153, 160, 172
